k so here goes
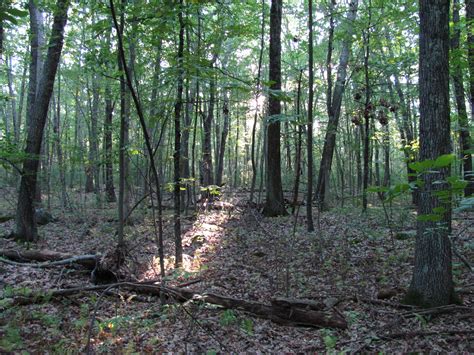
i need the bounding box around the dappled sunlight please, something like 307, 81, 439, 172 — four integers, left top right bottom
140, 203, 235, 282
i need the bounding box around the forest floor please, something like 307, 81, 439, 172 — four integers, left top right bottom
0, 188, 473, 353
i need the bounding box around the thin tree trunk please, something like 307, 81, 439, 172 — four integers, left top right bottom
315, 0, 358, 208
104, 83, 116, 202
202, 75, 215, 187
174, 0, 184, 268
110, 0, 165, 279
216, 94, 230, 186
292, 70, 303, 214
452, 0, 473, 196
6, 54, 19, 142
250, 0, 266, 203
306, 0, 315, 230
362, 4, 372, 212
53, 66, 67, 209
466, 0, 474, 123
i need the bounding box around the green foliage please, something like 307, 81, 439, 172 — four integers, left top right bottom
240, 318, 254, 335
368, 155, 466, 222
321, 329, 337, 350
0, 322, 23, 351
200, 185, 221, 196
0, 5, 28, 25
219, 309, 237, 326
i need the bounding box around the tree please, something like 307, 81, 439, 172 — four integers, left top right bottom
451, 0, 473, 196
14, 0, 70, 241
306, 0, 315, 231
405, 0, 454, 307
174, 0, 184, 268
263, 0, 286, 217
466, 0, 474, 121
315, 0, 358, 209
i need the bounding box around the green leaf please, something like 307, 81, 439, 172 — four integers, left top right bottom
417, 214, 442, 222
409, 159, 434, 173
432, 206, 446, 214
433, 154, 455, 168
6, 8, 28, 18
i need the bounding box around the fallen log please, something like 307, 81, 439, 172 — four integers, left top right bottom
0, 249, 99, 269
2, 282, 347, 329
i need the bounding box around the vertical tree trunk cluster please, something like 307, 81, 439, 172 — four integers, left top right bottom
315, 0, 358, 209
451, 0, 473, 197
15, 0, 70, 242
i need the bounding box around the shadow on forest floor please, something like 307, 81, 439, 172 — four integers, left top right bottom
0, 188, 473, 352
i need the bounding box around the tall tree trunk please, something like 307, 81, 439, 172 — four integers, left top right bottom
53, 66, 67, 209
362, 5, 372, 212
263, 0, 286, 217
15, 0, 69, 242
216, 94, 230, 186
104, 83, 116, 202
117, 0, 128, 247
26, 0, 45, 205
250, 0, 266, 203
110, 0, 165, 279
315, 0, 358, 209
202, 75, 215, 187
174, 0, 184, 268
466, 0, 474, 122
6, 54, 19, 143
452, 0, 473, 196
306, 0, 315, 230
406, 0, 454, 308
292, 70, 303, 214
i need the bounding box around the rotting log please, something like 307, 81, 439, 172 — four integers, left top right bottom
0, 249, 99, 269
2, 282, 347, 329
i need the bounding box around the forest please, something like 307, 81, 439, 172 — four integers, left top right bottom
0, 0, 473, 352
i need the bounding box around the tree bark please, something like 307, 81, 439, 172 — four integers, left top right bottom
174, 1, 184, 268
306, 0, 315, 230
216, 94, 230, 186
202, 74, 215, 187
250, 0, 266, 203
315, 0, 358, 209
263, 0, 287, 217
451, 0, 473, 196
406, 0, 454, 308
52, 69, 68, 209
104, 83, 116, 202
466, 0, 474, 123
362, 5, 372, 212
292, 70, 303, 214
15, 0, 69, 242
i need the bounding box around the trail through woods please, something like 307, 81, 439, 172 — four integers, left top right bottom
0, 189, 473, 352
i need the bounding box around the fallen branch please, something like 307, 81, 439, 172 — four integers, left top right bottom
0, 249, 99, 270
380, 329, 474, 340
401, 304, 472, 317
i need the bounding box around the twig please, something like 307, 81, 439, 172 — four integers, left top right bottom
380, 329, 474, 340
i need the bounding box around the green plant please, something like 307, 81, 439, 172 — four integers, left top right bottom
220, 309, 237, 326
240, 318, 254, 335
321, 329, 337, 350
0, 322, 23, 351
